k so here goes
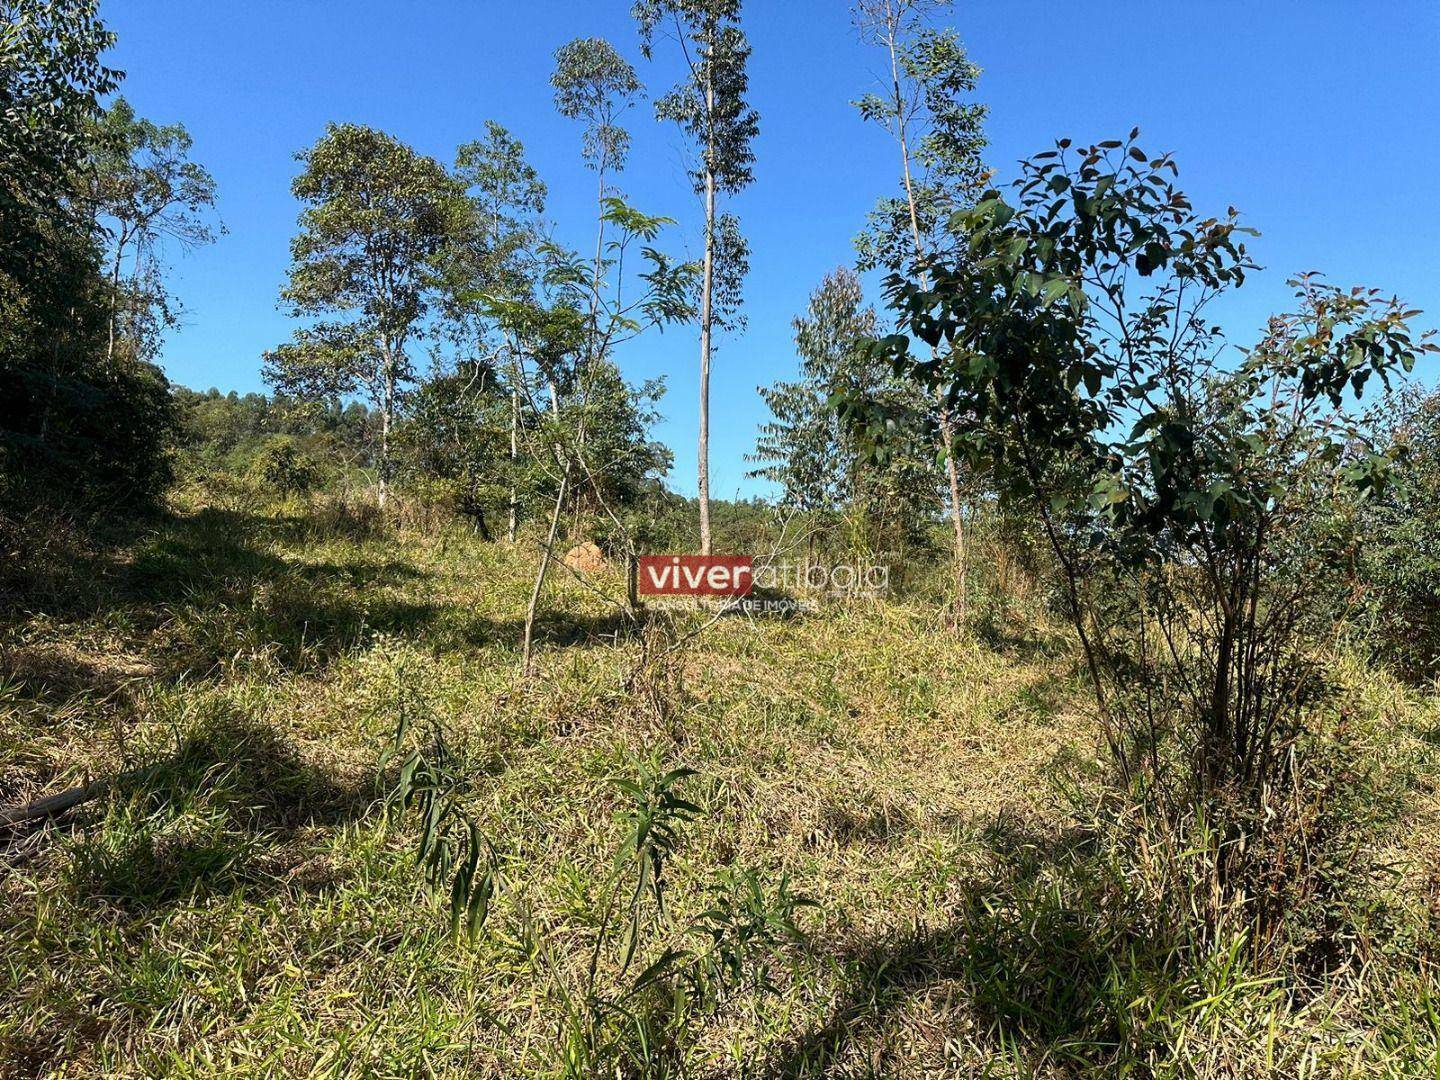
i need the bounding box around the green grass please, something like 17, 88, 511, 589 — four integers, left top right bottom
2, 491, 1438, 1077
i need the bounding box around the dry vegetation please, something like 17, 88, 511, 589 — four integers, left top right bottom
1, 489, 1437, 1078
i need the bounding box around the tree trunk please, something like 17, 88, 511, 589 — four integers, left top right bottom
939, 411, 967, 627
379, 358, 395, 509
508, 385, 520, 543
106, 233, 127, 363
522, 465, 570, 675
886, 20, 967, 629
697, 113, 717, 556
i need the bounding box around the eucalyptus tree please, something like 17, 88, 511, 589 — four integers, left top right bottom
752, 267, 938, 556
551, 37, 643, 364
634, 0, 759, 554
88, 98, 221, 363
264, 124, 470, 507
451, 122, 547, 540
853, 0, 987, 625
752, 271, 877, 518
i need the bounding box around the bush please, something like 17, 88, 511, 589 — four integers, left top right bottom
252, 436, 318, 496
1355, 389, 1440, 680
863, 133, 1436, 960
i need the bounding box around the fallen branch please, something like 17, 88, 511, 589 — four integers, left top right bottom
0, 778, 106, 830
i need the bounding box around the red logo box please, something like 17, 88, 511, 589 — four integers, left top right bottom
637, 555, 753, 597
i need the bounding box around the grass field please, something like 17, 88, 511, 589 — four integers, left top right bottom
3, 492, 1439, 1077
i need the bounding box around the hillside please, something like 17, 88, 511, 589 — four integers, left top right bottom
3, 492, 1438, 1077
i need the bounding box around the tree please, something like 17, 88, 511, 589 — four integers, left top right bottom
503, 38, 696, 674
0, 0, 117, 270
863, 133, 1436, 932
751, 267, 939, 555
451, 122, 547, 542
399, 358, 512, 538
264, 124, 469, 507
634, 0, 759, 554
1354, 388, 1440, 679
550, 37, 646, 412
88, 98, 220, 364
1, 0, 179, 515
852, 0, 987, 626
501, 197, 696, 674
552, 37, 643, 186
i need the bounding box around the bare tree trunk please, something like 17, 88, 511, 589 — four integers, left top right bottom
106, 234, 127, 363
378, 354, 395, 510
697, 122, 717, 555
523, 160, 609, 674
939, 411, 967, 626
522, 465, 570, 675
508, 386, 520, 543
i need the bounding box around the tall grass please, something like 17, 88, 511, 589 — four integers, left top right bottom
1, 492, 1437, 1075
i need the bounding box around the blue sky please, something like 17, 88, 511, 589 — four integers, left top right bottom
107, 0, 1440, 499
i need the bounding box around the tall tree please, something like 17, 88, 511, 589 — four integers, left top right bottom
853, 0, 987, 626
451, 121, 547, 541
551, 36, 643, 385
497, 196, 695, 673
264, 124, 469, 507
0, 0, 117, 268
88, 98, 220, 363
634, 0, 759, 554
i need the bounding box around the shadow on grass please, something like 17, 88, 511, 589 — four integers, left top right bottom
971, 615, 1071, 663
0, 505, 436, 701
764, 824, 1188, 1078
65, 711, 377, 914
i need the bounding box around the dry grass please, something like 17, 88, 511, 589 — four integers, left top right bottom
1, 493, 1436, 1077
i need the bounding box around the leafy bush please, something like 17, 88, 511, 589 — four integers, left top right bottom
1355, 388, 1440, 680
861, 132, 1436, 955
252, 436, 318, 496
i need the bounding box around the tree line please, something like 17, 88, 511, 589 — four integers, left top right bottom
0, 0, 999, 627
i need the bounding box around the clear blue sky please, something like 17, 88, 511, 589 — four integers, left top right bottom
106, 0, 1440, 499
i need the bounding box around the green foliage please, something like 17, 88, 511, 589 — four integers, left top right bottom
567, 362, 675, 526
381, 716, 811, 1075
852, 1, 988, 277
0, 1, 183, 517
864, 131, 1436, 945
752, 268, 940, 553
396, 360, 513, 537
634, 0, 759, 196
633, 0, 758, 551
88, 97, 220, 365
252, 436, 319, 497
0, 0, 118, 256
1356, 389, 1440, 679
551, 37, 642, 175
452, 119, 547, 294
383, 708, 498, 945
265, 124, 472, 496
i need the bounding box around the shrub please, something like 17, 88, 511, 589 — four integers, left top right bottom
860, 132, 1436, 954
1355, 388, 1440, 680
252, 436, 318, 496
